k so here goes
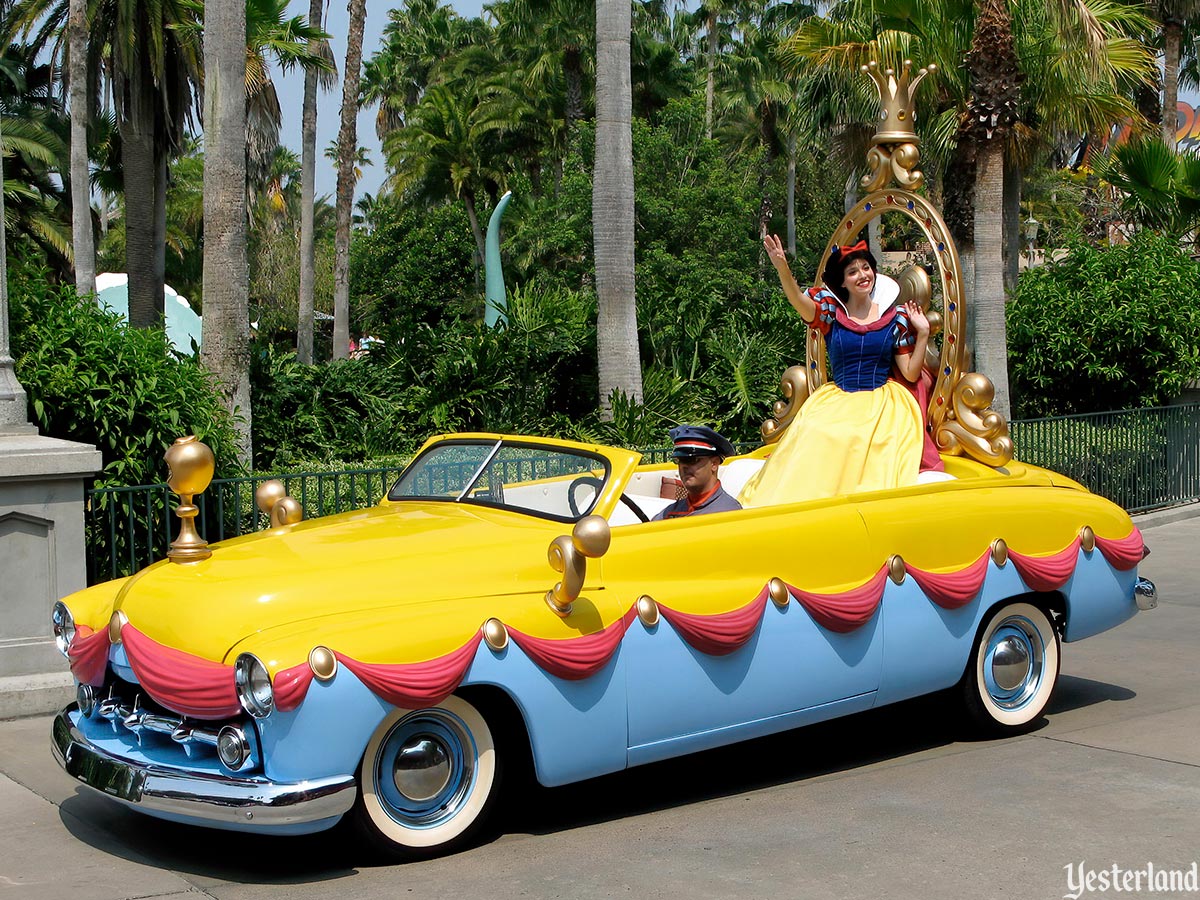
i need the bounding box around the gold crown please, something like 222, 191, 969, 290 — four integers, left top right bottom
861, 60, 936, 146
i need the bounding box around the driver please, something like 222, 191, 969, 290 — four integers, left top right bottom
653, 425, 743, 520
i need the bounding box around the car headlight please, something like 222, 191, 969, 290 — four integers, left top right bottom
52, 602, 75, 658
234, 653, 274, 718
217, 725, 251, 769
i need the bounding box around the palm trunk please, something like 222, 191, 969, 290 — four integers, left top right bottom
462, 189, 486, 280
297, 0, 324, 364
121, 57, 164, 328
1164, 21, 1182, 150
1002, 156, 1020, 292
594, 0, 642, 410
704, 11, 716, 140
332, 0, 367, 361
68, 0, 95, 298
200, 0, 252, 467
785, 133, 796, 256
973, 140, 1011, 419
564, 46, 584, 126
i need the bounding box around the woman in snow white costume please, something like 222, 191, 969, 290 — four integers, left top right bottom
738, 235, 930, 507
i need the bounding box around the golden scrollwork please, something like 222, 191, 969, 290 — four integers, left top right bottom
165, 435, 215, 564
760, 365, 810, 444
256, 479, 304, 528
545, 515, 611, 616
934, 372, 1014, 467
861, 143, 924, 193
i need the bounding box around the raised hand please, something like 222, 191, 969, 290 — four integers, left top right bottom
904, 300, 930, 337
763, 233, 787, 266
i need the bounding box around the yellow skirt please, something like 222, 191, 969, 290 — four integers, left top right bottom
739, 381, 923, 508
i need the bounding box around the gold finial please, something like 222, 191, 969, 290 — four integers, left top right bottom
861, 60, 936, 146
165, 436, 215, 563
256, 479, 304, 528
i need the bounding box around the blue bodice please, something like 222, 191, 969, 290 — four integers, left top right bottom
824, 314, 903, 392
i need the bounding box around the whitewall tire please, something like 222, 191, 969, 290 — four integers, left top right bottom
963, 602, 1060, 735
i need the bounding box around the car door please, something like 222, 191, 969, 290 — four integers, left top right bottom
601, 499, 884, 766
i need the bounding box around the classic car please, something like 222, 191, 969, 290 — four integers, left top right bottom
51, 428, 1155, 857
49, 60, 1157, 859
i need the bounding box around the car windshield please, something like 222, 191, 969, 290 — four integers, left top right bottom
388, 440, 610, 522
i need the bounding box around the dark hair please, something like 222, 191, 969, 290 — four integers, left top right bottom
824, 247, 878, 303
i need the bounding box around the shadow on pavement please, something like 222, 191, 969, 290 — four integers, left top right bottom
52, 675, 1136, 875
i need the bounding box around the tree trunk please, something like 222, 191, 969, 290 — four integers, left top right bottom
973, 140, 1011, 419
594, 0, 642, 410
332, 0, 367, 361
462, 189, 486, 277
1163, 21, 1182, 150
68, 0, 95, 298
200, 0, 252, 467
705, 11, 716, 140
564, 46, 584, 126
1002, 155, 1020, 293
785, 133, 796, 256
121, 56, 164, 328
297, 0, 324, 365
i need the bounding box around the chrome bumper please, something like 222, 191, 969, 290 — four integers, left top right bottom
52, 708, 357, 828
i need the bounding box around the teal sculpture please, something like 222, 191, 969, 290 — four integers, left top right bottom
484, 191, 513, 328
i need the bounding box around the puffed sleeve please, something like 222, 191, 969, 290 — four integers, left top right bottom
806, 287, 838, 336
893, 306, 916, 354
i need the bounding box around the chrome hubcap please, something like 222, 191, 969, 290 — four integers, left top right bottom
982, 616, 1045, 711
374, 709, 476, 828
392, 736, 452, 802
990, 636, 1031, 691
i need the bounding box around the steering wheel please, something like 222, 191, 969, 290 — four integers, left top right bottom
566, 476, 650, 523
568, 476, 603, 518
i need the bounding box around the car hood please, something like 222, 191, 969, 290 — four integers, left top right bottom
112, 500, 566, 663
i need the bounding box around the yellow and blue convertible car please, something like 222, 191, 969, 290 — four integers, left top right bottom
50, 429, 1154, 858
50, 63, 1155, 858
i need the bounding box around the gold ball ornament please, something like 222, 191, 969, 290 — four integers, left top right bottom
108, 610, 128, 645
571, 515, 611, 558
482, 618, 509, 651
636, 595, 660, 627
255, 480, 287, 516
164, 436, 215, 497
888, 555, 907, 585
1080, 526, 1096, 553
991, 538, 1009, 567
767, 577, 791, 608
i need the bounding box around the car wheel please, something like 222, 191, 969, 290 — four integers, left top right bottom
962, 601, 1060, 735
352, 696, 499, 858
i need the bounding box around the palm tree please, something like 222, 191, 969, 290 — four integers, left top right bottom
67, 0, 93, 296
299, 0, 334, 365
384, 83, 502, 267
1152, 0, 1200, 148
496, 0, 595, 130
594, 0, 642, 408
332, 0, 367, 361
200, 0, 252, 466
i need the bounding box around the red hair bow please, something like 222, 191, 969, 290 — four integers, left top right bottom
831, 239, 869, 257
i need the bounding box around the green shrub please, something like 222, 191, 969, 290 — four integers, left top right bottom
1008, 232, 1200, 416
9, 266, 240, 486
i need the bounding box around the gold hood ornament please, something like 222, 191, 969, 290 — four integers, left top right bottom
761, 59, 1013, 468
166, 436, 215, 563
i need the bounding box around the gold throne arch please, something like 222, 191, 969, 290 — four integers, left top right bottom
760, 61, 1013, 468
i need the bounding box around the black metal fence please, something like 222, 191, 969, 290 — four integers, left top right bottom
85, 406, 1200, 584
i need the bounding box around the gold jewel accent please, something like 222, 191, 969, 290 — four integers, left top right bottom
482, 617, 509, 651
767, 577, 790, 608
165, 436, 215, 563
636, 595, 660, 627
888, 555, 907, 585
991, 539, 1009, 566
545, 515, 611, 616
108, 610, 128, 644
308, 646, 337, 681
1080, 526, 1096, 553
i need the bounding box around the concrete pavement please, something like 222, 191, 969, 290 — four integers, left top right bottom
0, 515, 1196, 900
